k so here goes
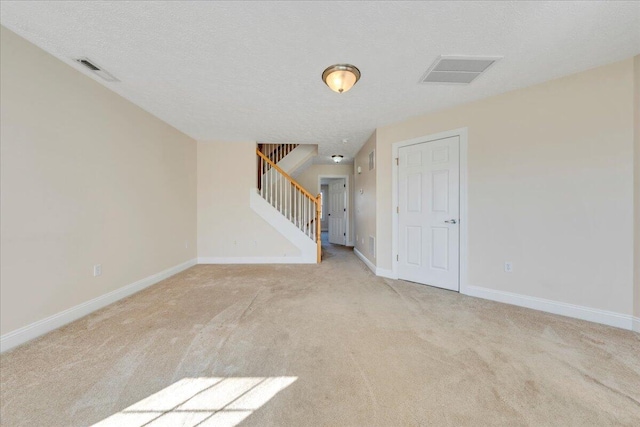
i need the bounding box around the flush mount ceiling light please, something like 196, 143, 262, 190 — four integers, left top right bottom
322, 64, 361, 93
332, 155, 344, 163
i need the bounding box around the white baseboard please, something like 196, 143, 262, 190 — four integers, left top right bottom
354, 248, 376, 273
352, 250, 636, 332
353, 248, 398, 279
464, 285, 636, 331
198, 256, 314, 264
0, 258, 197, 353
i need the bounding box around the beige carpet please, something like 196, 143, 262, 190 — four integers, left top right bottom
1, 241, 639, 426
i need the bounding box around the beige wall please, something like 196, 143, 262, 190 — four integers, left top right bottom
293, 163, 355, 245
0, 27, 197, 335
197, 141, 300, 258
354, 132, 377, 263
376, 58, 635, 315
634, 55, 640, 320
294, 163, 355, 195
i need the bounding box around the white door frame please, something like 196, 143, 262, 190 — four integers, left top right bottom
391, 128, 468, 293
318, 174, 352, 246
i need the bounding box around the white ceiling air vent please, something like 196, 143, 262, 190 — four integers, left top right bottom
75, 57, 119, 82
420, 55, 501, 85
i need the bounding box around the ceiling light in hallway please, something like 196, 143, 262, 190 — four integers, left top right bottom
322, 64, 360, 93
332, 155, 344, 163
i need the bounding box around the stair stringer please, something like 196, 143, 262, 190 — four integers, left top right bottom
249, 189, 317, 264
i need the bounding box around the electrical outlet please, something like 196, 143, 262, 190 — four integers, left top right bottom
93, 264, 102, 277
504, 262, 513, 273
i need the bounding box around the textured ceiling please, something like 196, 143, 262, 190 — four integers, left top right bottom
1, 1, 639, 163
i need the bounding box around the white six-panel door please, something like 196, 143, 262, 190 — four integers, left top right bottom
398, 136, 460, 291
328, 179, 346, 245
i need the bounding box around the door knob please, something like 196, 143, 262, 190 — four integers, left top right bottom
445, 219, 457, 224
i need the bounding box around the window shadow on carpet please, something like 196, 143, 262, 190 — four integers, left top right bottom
92, 376, 297, 427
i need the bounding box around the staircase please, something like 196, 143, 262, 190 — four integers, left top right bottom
258, 143, 318, 176
255, 144, 322, 263
258, 143, 298, 166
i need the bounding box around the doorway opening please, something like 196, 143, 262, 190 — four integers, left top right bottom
318, 175, 352, 249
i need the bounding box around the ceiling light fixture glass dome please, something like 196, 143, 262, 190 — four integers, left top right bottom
322, 64, 361, 93
332, 155, 344, 163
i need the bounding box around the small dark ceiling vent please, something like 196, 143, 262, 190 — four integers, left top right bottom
75, 57, 119, 82
77, 59, 100, 71
420, 55, 501, 85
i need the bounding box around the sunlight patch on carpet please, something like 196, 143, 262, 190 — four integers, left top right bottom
92, 376, 297, 427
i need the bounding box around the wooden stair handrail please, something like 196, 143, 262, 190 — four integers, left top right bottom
257, 148, 322, 263
257, 149, 317, 202
258, 143, 299, 165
